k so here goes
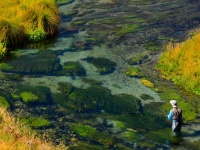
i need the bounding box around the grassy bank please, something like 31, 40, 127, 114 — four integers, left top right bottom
0, 106, 67, 150
156, 30, 200, 95
0, 0, 60, 59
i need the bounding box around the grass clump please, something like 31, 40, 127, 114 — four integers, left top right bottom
0, 0, 60, 58
156, 30, 200, 95
0, 106, 66, 149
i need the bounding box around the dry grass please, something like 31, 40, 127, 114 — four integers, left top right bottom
0, 107, 67, 150
156, 30, 200, 95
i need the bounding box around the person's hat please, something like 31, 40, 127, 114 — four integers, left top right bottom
170, 100, 177, 107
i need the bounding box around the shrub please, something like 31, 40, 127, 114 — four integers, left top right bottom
156, 30, 200, 95
140, 79, 154, 88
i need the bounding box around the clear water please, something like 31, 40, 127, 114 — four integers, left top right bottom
1, 0, 200, 149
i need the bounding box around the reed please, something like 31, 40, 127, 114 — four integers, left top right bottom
156, 30, 200, 95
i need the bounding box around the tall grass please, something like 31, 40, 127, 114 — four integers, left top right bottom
0, 0, 60, 58
0, 106, 67, 150
156, 30, 200, 95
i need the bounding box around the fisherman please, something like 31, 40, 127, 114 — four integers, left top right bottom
168, 100, 182, 134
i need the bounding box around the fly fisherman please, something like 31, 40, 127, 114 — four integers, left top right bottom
168, 100, 182, 135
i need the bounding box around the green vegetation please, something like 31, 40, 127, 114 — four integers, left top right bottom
127, 54, 148, 65
0, 96, 10, 108
20, 92, 38, 103
20, 116, 51, 128
125, 66, 145, 78
83, 57, 116, 75
156, 31, 200, 95
62, 61, 86, 76
0, 0, 60, 59
115, 24, 141, 36
17, 85, 51, 104
71, 124, 114, 147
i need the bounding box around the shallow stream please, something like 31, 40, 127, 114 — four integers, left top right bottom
1, 0, 200, 149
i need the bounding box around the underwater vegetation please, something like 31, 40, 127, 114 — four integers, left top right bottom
20, 116, 51, 129
61, 61, 86, 76
1, 51, 62, 75
53, 82, 141, 114
125, 66, 145, 78
16, 85, 51, 104
71, 124, 114, 147
83, 57, 116, 75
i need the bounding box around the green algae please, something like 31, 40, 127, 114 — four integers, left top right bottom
83, 57, 116, 75
115, 24, 141, 36
125, 66, 145, 78
20, 92, 38, 103
71, 124, 114, 147
16, 85, 51, 104
62, 61, 86, 76
20, 116, 51, 128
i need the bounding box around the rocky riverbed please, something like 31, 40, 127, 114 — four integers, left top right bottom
1, 0, 200, 149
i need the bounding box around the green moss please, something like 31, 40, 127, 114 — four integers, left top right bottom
127, 54, 148, 65
57, 82, 74, 95
0, 63, 13, 71
11, 93, 20, 99
17, 85, 51, 103
26, 28, 46, 42
69, 141, 105, 150
71, 124, 114, 147
62, 61, 86, 76
83, 57, 116, 75
20, 92, 38, 103
20, 116, 51, 128
115, 24, 141, 36
125, 67, 145, 78
0, 96, 10, 108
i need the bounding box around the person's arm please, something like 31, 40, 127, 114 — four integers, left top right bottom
168, 110, 173, 120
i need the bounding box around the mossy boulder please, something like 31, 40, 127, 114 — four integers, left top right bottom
20, 116, 51, 128
16, 85, 51, 104
0, 96, 10, 108
83, 57, 116, 75
61, 61, 86, 76
2, 51, 62, 75
57, 82, 74, 95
